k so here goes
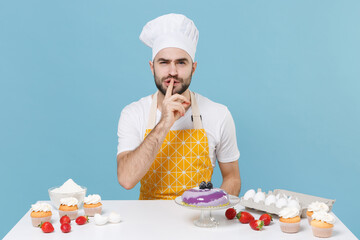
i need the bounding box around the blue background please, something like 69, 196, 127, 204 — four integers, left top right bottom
1, 0, 359, 238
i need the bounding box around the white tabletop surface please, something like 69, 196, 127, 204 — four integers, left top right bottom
4, 200, 357, 240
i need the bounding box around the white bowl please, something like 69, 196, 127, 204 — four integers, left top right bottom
48, 186, 87, 209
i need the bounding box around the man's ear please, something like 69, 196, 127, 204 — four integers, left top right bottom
149, 61, 154, 76
192, 61, 197, 75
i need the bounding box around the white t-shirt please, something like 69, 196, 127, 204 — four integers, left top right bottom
117, 92, 240, 167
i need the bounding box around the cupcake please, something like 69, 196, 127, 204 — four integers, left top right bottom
279, 207, 301, 233
30, 202, 52, 227
311, 211, 335, 238
307, 201, 329, 224
58, 197, 78, 220
83, 194, 102, 217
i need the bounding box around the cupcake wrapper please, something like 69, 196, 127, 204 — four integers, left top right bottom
31, 216, 52, 227
84, 206, 102, 217
279, 221, 300, 233
312, 226, 333, 238
307, 215, 312, 225
59, 210, 78, 220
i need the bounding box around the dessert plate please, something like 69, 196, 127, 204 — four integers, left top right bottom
174, 195, 240, 228
174, 195, 240, 210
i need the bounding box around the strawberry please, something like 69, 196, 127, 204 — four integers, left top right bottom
60, 215, 71, 225
249, 220, 264, 231
259, 213, 273, 226
225, 208, 237, 220
236, 211, 255, 224
61, 223, 71, 233
39, 222, 54, 233
76, 216, 89, 225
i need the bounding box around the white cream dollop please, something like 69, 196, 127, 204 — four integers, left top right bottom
265, 194, 276, 206
94, 214, 109, 225
308, 201, 329, 212
84, 194, 101, 204
108, 212, 122, 223
312, 211, 335, 224
279, 207, 300, 219
60, 197, 78, 206
243, 189, 256, 200
31, 202, 52, 212
51, 179, 84, 193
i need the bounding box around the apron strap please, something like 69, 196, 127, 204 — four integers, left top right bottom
190, 91, 202, 129
146, 91, 203, 130
146, 91, 159, 130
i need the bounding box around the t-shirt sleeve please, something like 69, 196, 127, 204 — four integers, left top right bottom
117, 106, 143, 155
215, 109, 240, 163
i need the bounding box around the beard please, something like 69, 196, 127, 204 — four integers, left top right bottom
154, 69, 192, 95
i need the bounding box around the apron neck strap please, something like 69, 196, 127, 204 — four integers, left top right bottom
190, 91, 202, 129
146, 91, 203, 129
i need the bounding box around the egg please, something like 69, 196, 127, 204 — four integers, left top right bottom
94, 213, 109, 226
108, 212, 122, 224
287, 199, 301, 210
276, 197, 288, 208
253, 190, 266, 203
276, 193, 288, 200
264, 194, 276, 206
243, 189, 256, 200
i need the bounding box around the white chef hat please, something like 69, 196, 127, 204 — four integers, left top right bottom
139, 13, 199, 62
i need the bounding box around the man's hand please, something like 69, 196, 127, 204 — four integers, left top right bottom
160, 79, 190, 129
117, 79, 191, 189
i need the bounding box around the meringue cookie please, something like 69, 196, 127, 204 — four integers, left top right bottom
265, 194, 277, 206
94, 213, 109, 226
243, 189, 256, 200
108, 212, 122, 224
254, 190, 266, 203
276, 197, 288, 208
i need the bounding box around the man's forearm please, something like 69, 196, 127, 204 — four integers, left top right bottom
220, 177, 241, 196
218, 161, 241, 196
117, 120, 170, 189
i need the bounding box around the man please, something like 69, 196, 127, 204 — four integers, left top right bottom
117, 13, 240, 200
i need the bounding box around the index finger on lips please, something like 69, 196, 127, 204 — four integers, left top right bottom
165, 79, 174, 99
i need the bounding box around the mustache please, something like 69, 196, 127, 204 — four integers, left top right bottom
162, 76, 183, 83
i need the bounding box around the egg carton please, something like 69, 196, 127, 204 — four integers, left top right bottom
239, 189, 336, 218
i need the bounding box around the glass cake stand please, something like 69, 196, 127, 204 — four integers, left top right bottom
174, 195, 240, 228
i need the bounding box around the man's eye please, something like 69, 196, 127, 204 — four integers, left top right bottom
160, 62, 167, 64
178, 61, 185, 65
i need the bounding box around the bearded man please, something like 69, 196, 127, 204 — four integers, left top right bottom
117, 13, 241, 199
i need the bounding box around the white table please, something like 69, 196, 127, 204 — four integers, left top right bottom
4, 200, 357, 240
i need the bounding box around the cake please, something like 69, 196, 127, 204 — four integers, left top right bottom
279, 207, 301, 233
181, 182, 229, 207
307, 201, 330, 224
58, 197, 78, 220
311, 211, 335, 238
30, 202, 52, 227
83, 194, 102, 217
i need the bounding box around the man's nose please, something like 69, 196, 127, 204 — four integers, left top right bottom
169, 62, 178, 76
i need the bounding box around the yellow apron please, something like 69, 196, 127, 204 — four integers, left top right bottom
139, 91, 213, 200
